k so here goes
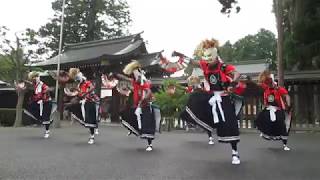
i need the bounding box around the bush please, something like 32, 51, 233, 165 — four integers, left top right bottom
0, 109, 39, 127
154, 79, 189, 118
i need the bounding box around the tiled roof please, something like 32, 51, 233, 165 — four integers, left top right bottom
31, 33, 146, 67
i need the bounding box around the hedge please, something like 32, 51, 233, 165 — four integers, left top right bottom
0, 109, 40, 127
0, 109, 15, 126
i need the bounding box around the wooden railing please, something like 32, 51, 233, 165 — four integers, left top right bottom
162, 84, 320, 131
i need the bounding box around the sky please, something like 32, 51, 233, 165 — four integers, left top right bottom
0, 0, 276, 58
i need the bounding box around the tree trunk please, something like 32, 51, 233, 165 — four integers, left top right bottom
13, 36, 25, 127
275, 0, 284, 86
53, 87, 62, 128
86, 0, 98, 41
14, 91, 25, 127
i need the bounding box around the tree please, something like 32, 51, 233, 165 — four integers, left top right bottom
219, 40, 233, 62
0, 26, 40, 127
232, 29, 276, 63
274, 0, 284, 86
38, 0, 131, 57
219, 29, 276, 65
254, 29, 277, 62
218, 0, 320, 78
281, 0, 320, 71
0, 55, 15, 81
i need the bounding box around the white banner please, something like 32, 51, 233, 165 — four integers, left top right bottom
100, 89, 112, 98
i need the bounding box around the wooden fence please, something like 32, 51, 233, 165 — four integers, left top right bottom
162, 84, 320, 131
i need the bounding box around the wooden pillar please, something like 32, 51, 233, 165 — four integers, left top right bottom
59, 87, 64, 120
244, 98, 249, 129
254, 96, 261, 128
111, 88, 120, 122
53, 86, 63, 128
249, 97, 254, 128
293, 85, 299, 128
246, 98, 250, 129
94, 67, 102, 98
305, 82, 315, 127
314, 85, 320, 127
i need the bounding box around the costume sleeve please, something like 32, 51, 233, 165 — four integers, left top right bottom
85, 81, 95, 91
224, 64, 236, 75
79, 81, 92, 96
278, 87, 288, 95
42, 83, 49, 93
142, 82, 151, 90
42, 83, 50, 100
234, 82, 246, 95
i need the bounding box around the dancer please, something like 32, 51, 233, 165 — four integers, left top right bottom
23, 71, 53, 138
255, 70, 292, 151
116, 60, 160, 151
231, 74, 251, 128
172, 38, 241, 165
100, 73, 116, 123
180, 75, 215, 145
65, 68, 99, 144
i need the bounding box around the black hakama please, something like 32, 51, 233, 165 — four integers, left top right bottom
24, 101, 53, 125
183, 91, 240, 143
67, 100, 98, 128
121, 104, 161, 139
256, 107, 289, 140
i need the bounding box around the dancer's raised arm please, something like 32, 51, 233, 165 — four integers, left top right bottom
112, 73, 132, 82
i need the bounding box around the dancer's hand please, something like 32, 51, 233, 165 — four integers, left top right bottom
64, 88, 78, 96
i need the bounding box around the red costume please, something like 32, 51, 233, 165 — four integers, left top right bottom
261, 83, 288, 109
132, 80, 152, 108
32, 82, 50, 102
199, 60, 235, 92
78, 80, 98, 102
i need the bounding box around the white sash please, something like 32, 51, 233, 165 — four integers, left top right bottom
80, 99, 86, 121
208, 91, 226, 124
135, 107, 142, 129
266, 105, 277, 122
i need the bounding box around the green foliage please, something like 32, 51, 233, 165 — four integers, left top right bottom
0, 26, 43, 127
0, 55, 15, 82
219, 40, 233, 62
282, 0, 320, 70
232, 29, 276, 62
219, 29, 276, 67
39, 0, 132, 57
154, 79, 189, 118
0, 26, 40, 81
